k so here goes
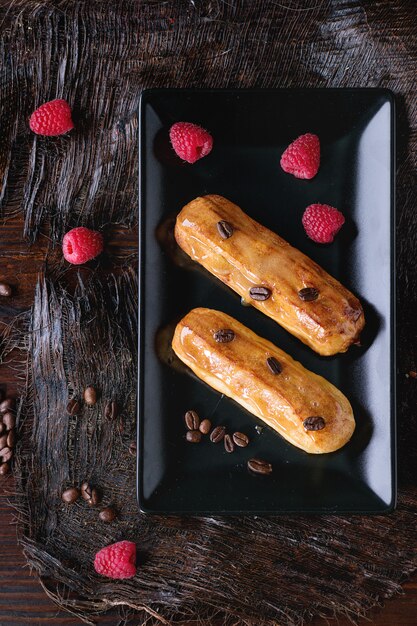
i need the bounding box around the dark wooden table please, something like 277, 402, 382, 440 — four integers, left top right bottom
0, 215, 416, 625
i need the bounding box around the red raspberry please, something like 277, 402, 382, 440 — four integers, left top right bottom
169, 122, 213, 163
302, 203, 345, 244
280, 133, 320, 179
94, 541, 136, 579
62, 227, 104, 265
29, 99, 74, 136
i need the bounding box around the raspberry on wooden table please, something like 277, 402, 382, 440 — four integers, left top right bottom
169, 121, 213, 163
94, 540, 136, 579
29, 99, 74, 136
280, 133, 320, 179
302, 203, 345, 244
62, 227, 104, 265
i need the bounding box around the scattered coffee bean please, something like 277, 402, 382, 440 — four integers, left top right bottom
0, 283, 12, 297
83, 386, 97, 406
186, 430, 202, 443
199, 419, 211, 434
217, 220, 234, 239
81, 481, 100, 505
99, 507, 117, 522
67, 398, 81, 415
2, 412, 15, 430
105, 400, 120, 420
303, 416, 326, 431
6, 429, 16, 448
232, 432, 249, 447
0, 398, 15, 413
61, 487, 80, 504
247, 458, 273, 475
0, 462, 10, 476
224, 433, 234, 453
298, 287, 319, 302
408, 370, 417, 379
0, 434, 7, 449
266, 356, 282, 375
0, 423, 5, 436
249, 286, 271, 301
184, 410, 200, 430
210, 425, 226, 443
128, 442, 137, 456
0, 447, 13, 463
214, 329, 235, 343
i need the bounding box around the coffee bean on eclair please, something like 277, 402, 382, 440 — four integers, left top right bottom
232, 432, 249, 447
199, 419, 211, 434
298, 287, 319, 302
0, 447, 13, 463
186, 430, 202, 443
214, 329, 235, 343
0, 283, 12, 297
6, 429, 16, 448
266, 357, 282, 375
0, 398, 15, 414
67, 398, 81, 415
62, 487, 80, 504
0, 462, 10, 476
303, 416, 326, 431
83, 386, 97, 406
210, 425, 226, 443
224, 434, 234, 453
249, 286, 271, 301
247, 458, 273, 475
99, 507, 117, 522
184, 410, 200, 430
217, 220, 234, 239
2, 412, 15, 430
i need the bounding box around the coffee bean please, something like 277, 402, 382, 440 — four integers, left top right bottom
0, 398, 15, 414
128, 442, 137, 456
0, 283, 12, 297
67, 398, 81, 415
0, 434, 7, 449
232, 432, 249, 447
0, 423, 5, 436
186, 430, 202, 443
0, 447, 13, 463
210, 425, 226, 443
0, 462, 10, 476
184, 410, 200, 430
303, 416, 326, 431
249, 286, 271, 301
99, 507, 116, 522
81, 481, 92, 499
298, 287, 319, 302
224, 433, 234, 453
266, 357, 282, 375
83, 386, 97, 406
247, 458, 273, 475
214, 329, 235, 343
105, 400, 119, 420
217, 220, 234, 239
199, 419, 211, 434
2, 412, 15, 430
61, 487, 80, 504
7, 429, 16, 448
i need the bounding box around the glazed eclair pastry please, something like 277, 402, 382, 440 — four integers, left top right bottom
172, 308, 355, 454
174, 195, 364, 356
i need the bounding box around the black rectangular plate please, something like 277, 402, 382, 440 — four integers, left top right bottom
138, 88, 396, 514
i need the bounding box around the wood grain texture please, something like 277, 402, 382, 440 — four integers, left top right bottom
0, 0, 416, 625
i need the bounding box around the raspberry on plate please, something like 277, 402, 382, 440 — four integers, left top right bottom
29, 99, 74, 136
302, 203, 345, 244
280, 133, 320, 179
169, 121, 213, 163
62, 227, 104, 265
94, 540, 136, 579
